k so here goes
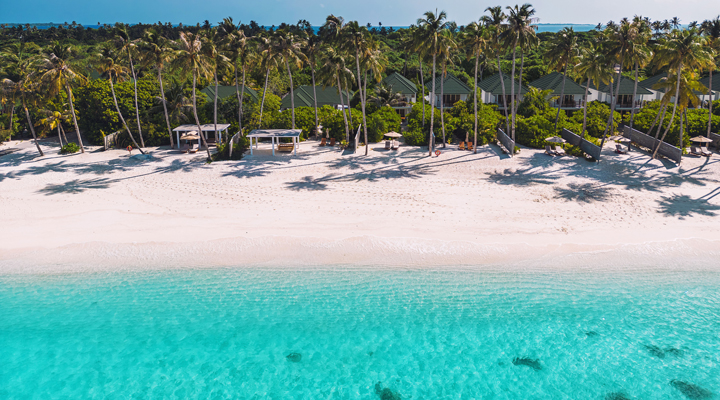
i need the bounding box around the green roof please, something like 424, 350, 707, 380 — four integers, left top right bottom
595, 76, 652, 95
699, 75, 720, 92
638, 73, 667, 90
528, 72, 587, 95
280, 85, 352, 109
201, 85, 259, 101
477, 72, 529, 95
382, 72, 417, 94
426, 73, 473, 95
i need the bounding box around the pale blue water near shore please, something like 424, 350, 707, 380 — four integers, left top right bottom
1, 268, 719, 399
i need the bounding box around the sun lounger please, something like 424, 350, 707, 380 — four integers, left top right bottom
615, 144, 628, 154
278, 143, 294, 152
181, 143, 189, 153
385, 140, 391, 150
458, 141, 465, 150
691, 146, 703, 156
467, 142, 474, 151
701, 146, 712, 157
545, 145, 556, 157
189, 143, 197, 153
320, 138, 327, 146
391, 140, 399, 150
330, 138, 336, 146
554, 145, 566, 156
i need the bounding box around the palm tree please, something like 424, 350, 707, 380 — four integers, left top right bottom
303, 35, 323, 132
272, 29, 307, 130
599, 20, 636, 145
482, 6, 510, 135
574, 42, 612, 139
114, 24, 144, 147
501, 3, 537, 141
651, 28, 712, 159
403, 26, 427, 127
1, 42, 44, 155
172, 31, 214, 160
255, 33, 279, 128
462, 21, 489, 153
701, 16, 720, 137
546, 27, 578, 130
139, 28, 175, 148
91, 43, 144, 153
202, 26, 232, 145
37, 102, 71, 147
218, 18, 248, 135
318, 48, 353, 141
416, 10, 450, 156
436, 30, 457, 148
35, 43, 87, 153
654, 71, 706, 147
154, 80, 193, 125
627, 16, 653, 130
368, 84, 408, 108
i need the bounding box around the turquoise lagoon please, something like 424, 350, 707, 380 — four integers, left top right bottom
1, 268, 718, 399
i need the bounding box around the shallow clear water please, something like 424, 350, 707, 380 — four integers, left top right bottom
1, 269, 718, 399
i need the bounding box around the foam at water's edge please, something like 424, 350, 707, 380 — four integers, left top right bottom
1, 235, 718, 275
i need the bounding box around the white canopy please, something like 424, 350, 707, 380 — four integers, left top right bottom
247, 129, 303, 156
173, 124, 231, 149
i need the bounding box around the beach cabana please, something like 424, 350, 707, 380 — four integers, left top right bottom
172, 124, 231, 149
247, 129, 302, 156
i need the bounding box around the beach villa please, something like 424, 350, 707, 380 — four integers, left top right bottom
381, 72, 417, 117
699, 75, 720, 104
427, 73, 473, 109
640, 72, 719, 106
594, 76, 653, 110
280, 85, 352, 111
528, 72, 593, 111
478, 72, 528, 112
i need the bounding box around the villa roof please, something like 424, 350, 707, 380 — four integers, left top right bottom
595, 76, 652, 95
638, 73, 668, 91
200, 85, 259, 101
426, 73, 473, 95
478, 72, 529, 95
528, 72, 587, 95
699, 75, 720, 92
280, 85, 351, 109
382, 72, 417, 94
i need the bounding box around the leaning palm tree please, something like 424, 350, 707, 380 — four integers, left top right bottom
303, 35, 324, 133
272, 29, 307, 130
627, 17, 653, 130
318, 48, 353, 141
653, 71, 705, 148
37, 102, 71, 147
651, 28, 713, 159
202, 26, 231, 145
598, 20, 636, 145
501, 3, 537, 141
154, 80, 193, 125
482, 6, 510, 135
436, 30, 457, 148
416, 10, 450, 156
171, 31, 214, 160
403, 26, 427, 126
701, 16, 720, 137
254, 33, 279, 128
114, 23, 144, 147
138, 28, 176, 148
91, 43, 144, 153
545, 27, 578, 130
462, 20, 489, 153
574, 42, 612, 140
35, 43, 87, 153
218, 17, 250, 135
368, 84, 408, 108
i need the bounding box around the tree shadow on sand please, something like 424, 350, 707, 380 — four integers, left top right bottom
655, 194, 720, 218
554, 183, 617, 203
285, 175, 332, 191
37, 178, 112, 195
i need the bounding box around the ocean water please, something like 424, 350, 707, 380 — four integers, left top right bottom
1, 268, 718, 399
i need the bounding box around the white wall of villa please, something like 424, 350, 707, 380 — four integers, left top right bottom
429, 93, 468, 109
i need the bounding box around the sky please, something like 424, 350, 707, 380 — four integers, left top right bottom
3, 0, 720, 26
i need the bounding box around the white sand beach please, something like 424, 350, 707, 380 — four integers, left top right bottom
1, 139, 719, 273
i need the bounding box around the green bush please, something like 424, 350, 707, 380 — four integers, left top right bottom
403, 128, 428, 146
367, 106, 401, 143
60, 142, 80, 154
569, 101, 619, 138
212, 135, 250, 161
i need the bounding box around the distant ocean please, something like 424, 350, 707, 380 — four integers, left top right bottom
3, 23, 598, 33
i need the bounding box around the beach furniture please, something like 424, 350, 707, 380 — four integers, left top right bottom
615, 144, 628, 154
554, 145, 566, 156
701, 146, 712, 157
545, 145, 556, 156
181, 143, 189, 153
385, 140, 391, 150
330, 138, 336, 146
189, 143, 198, 153
691, 146, 703, 156
320, 137, 327, 146
278, 142, 295, 152
459, 141, 465, 150
391, 140, 399, 150
467, 142, 474, 151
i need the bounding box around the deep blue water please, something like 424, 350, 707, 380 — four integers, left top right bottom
1, 268, 718, 399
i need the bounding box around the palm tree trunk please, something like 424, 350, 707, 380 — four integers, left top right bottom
258, 67, 270, 128
653, 103, 669, 140
679, 109, 686, 148
509, 37, 518, 141
653, 64, 682, 159
440, 62, 446, 148
629, 62, 640, 129
496, 56, 510, 135
158, 68, 173, 148
429, 54, 437, 156
110, 76, 144, 154
66, 84, 85, 153
581, 78, 590, 139
60, 123, 69, 145
311, 64, 319, 130
240, 66, 246, 135
128, 50, 144, 147
57, 125, 63, 146
515, 50, 525, 123
647, 103, 665, 136
234, 59, 242, 133
600, 55, 625, 147
337, 76, 349, 142
345, 79, 354, 132
213, 70, 219, 143
420, 60, 425, 127
704, 67, 713, 137
472, 52, 479, 149
8, 97, 15, 140
22, 97, 43, 156
191, 72, 212, 160
354, 47, 368, 155
285, 59, 296, 129
554, 63, 569, 130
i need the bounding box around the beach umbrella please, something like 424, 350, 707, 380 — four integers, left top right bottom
608, 135, 625, 141
384, 132, 403, 138
180, 133, 200, 140
690, 136, 713, 143
545, 136, 566, 144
